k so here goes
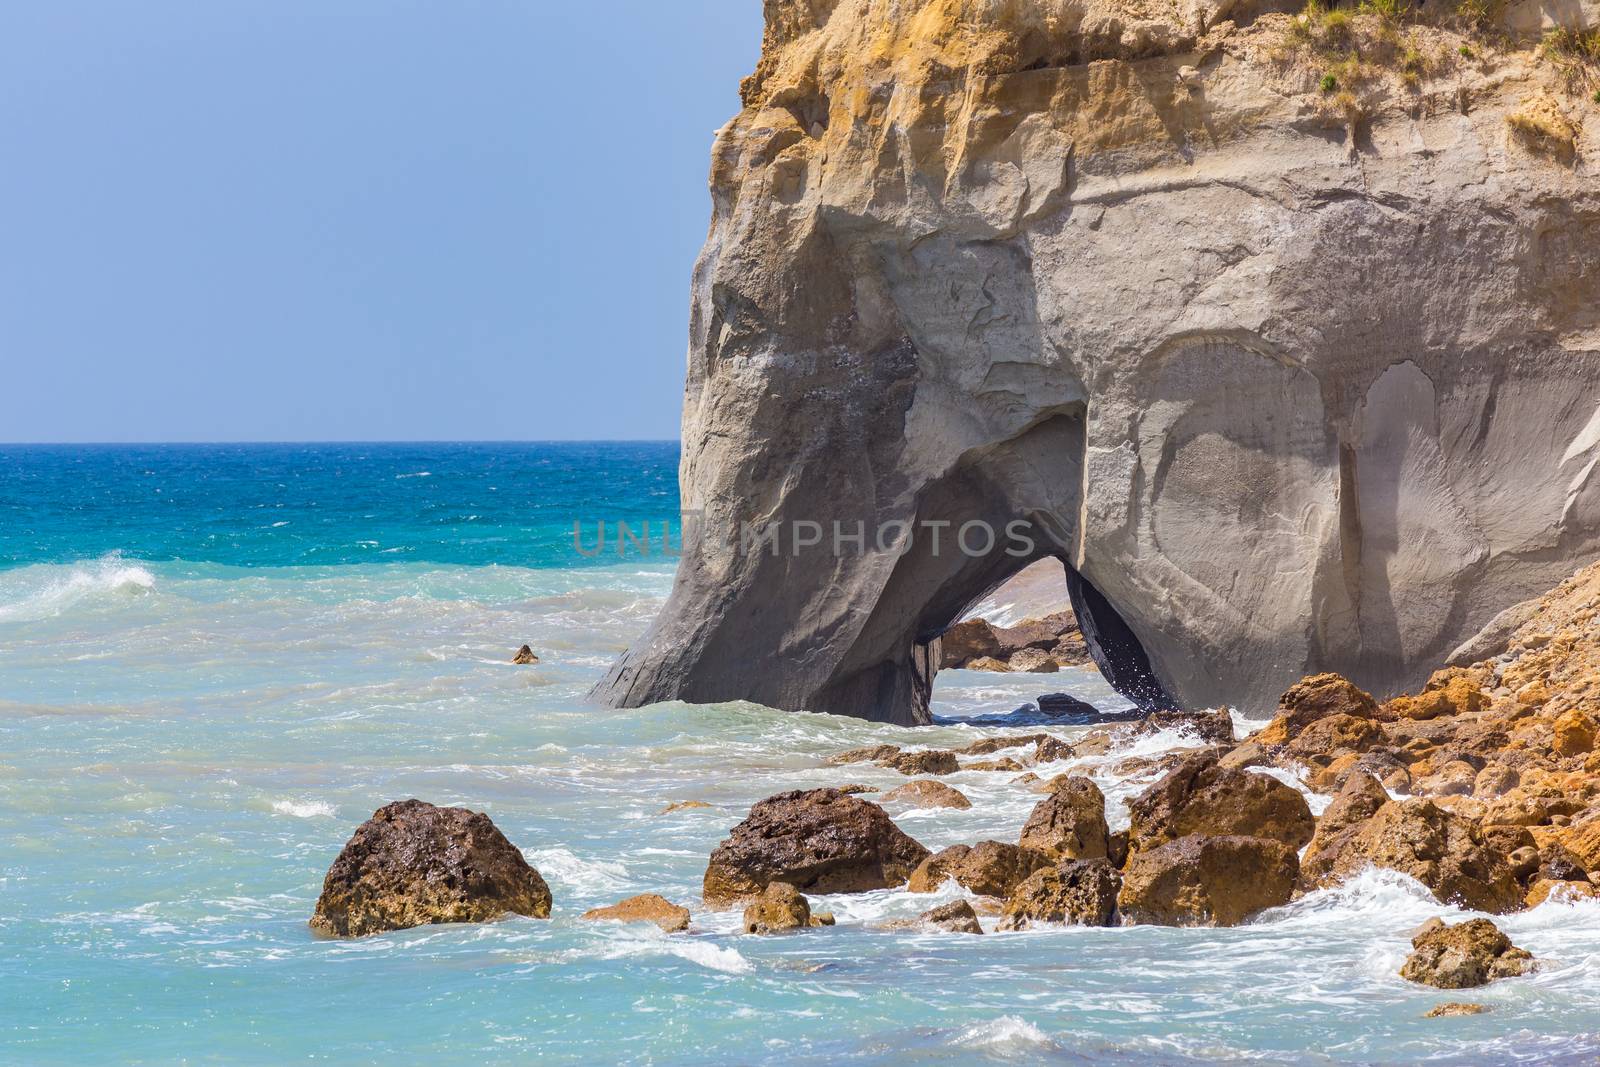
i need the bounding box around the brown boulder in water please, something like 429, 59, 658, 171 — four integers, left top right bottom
997, 858, 1121, 929
511, 644, 539, 665
310, 799, 551, 938
742, 882, 827, 934
879, 749, 960, 776
703, 788, 930, 907
882, 898, 986, 934
1400, 917, 1535, 988
1303, 796, 1524, 913
1019, 777, 1110, 859
580, 893, 691, 932
1127, 753, 1314, 853
907, 841, 1054, 897
1118, 834, 1298, 927
881, 779, 972, 810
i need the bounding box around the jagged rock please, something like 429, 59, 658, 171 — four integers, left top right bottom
1285, 714, 1386, 766
1400, 918, 1534, 988
941, 608, 1087, 671
1554, 708, 1597, 756
1300, 772, 1394, 885
880, 749, 959, 776
1019, 777, 1110, 859
1118, 834, 1298, 927
1107, 829, 1130, 868
881, 779, 971, 809
1301, 797, 1523, 913
1126, 753, 1314, 853
827, 744, 899, 765
743, 882, 821, 934
511, 644, 539, 665
1258, 674, 1385, 746
580, 893, 691, 932
907, 841, 1053, 897
1138, 709, 1236, 745
1415, 760, 1480, 797
836, 783, 878, 795
939, 618, 1004, 667
310, 799, 551, 938
1034, 735, 1075, 762
1424, 1002, 1489, 1017
1009, 648, 1061, 673
964, 757, 1026, 772
594, 0, 1600, 728
1524, 877, 1600, 907
997, 858, 1121, 929
896, 899, 986, 934
703, 788, 930, 907
955, 734, 1047, 756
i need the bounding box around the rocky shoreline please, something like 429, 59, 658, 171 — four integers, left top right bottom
309, 559, 1600, 995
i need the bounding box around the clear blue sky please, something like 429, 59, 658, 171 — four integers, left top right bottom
0, 3, 762, 442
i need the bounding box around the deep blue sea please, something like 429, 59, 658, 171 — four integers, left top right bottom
2, 444, 1596, 1066
0, 442, 682, 569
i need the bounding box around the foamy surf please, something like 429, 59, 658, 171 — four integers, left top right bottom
0, 554, 156, 621
950, 1016, 1058, 1054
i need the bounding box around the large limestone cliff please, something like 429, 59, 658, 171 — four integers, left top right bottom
599, 0, 1600, 725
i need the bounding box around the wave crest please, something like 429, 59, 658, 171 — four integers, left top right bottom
0, 554, 156, 622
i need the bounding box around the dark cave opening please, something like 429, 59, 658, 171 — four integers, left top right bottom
1064, 565, 1180, 713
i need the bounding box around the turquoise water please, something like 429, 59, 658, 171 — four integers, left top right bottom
2, 445, 1598, 1065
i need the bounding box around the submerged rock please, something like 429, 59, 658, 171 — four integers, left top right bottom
658, 800, 714, 815
310, 799, 551, 938
883, 899, 986, 934
907, 841, 1053, 898
879, 749, 959, 776
1126, 753, 1314, 854
1118, 834, 1298, 927
881, 779, 971, 809
511, 644, 539, 665
703, 788, 930, 907
827, 744, 900, 765
580, 893, 690, 932
963, 756, 1026, 773
1424, 1002, 1489, 1018
1019, 777, 1110, 859
997, 858, 1120, 929
1400, 917, 1534, 988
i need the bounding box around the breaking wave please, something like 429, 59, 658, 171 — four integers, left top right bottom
0, 554, 156, 621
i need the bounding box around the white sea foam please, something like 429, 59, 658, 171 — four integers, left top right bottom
951, 1015, 1057, 1053
270, 799, 337, 818
0, 555, 156, 621
526, 847, 629, 893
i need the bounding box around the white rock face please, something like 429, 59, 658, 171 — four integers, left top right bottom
598, 0, 1600, 724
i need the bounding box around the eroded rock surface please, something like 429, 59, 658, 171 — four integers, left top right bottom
1400, 918, 1535, 988
907, 841, 1053, 897
703, 788, 930, 906
581, 894, 691, 932
310, 799, 551, 938
1019, 776, 1110, 858
997, 858, 1121, 929
1127, 753, 1314, 853
1118, 834, 1298, 927
596, 0, 1600, 726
